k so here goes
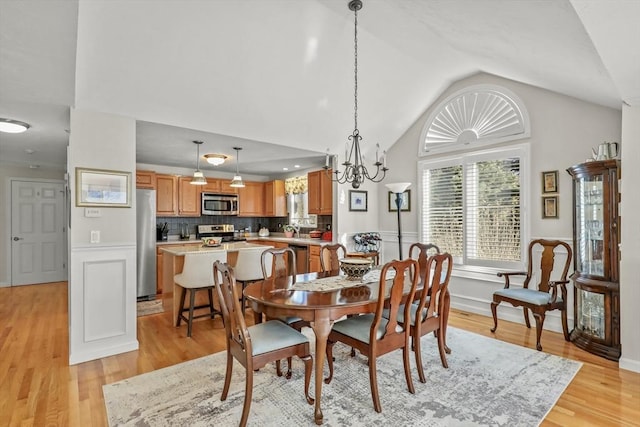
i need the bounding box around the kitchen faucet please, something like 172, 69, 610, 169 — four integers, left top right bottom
291, 224, 300, 238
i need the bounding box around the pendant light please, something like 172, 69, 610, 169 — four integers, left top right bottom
190, 140, 207, 185
229, 147, 245, 188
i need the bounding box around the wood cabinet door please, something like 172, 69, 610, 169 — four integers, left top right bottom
319, 169, 333, 214
218, 179, 238, 194
309, 245, 322, 273
265, 180, 286, 217
178, 176, 200, 216
136, 170, 156, 189
308, 171, 321, 214
156, 174, 178, 216
238, 181, 265, 216
201, 180, 221, 194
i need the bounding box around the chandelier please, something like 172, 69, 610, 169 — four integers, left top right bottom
324, 0, 387, 189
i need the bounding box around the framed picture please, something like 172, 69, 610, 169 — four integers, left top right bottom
349, 190, 368, 212
542, 170, 558, 193
76, 167, 131, 207
388, 189, 411, 212
542, 196, 558, 219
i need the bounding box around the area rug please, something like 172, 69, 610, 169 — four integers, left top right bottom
136, 299, 164, 317
103, 328, 581, 426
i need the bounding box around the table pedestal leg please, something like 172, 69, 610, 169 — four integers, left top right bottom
310, 316, 333, 425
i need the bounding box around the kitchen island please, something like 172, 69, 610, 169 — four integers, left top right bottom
160, 241, 273, 324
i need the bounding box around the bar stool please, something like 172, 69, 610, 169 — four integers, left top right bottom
234, 246, 267, 314
174, 251, 227, 337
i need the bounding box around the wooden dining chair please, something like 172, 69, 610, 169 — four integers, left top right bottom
490, 239, 573, 351
320, 243, 347, 274
261, 247, 309, 377
403, 252, 453, 383
213, 261, 313, 427
324, 258, 420, 413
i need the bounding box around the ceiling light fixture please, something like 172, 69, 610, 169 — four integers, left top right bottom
229, 147, 245, 188
190, 140, 207, 185
203, 153, 227, 166
323, 0, 387, 189
0, 118, 30, 133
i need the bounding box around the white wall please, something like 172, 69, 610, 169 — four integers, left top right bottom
1, 166, 65, 286
619, 105, 640, 372
378, 72, 623, 347
68, 108, 138, 364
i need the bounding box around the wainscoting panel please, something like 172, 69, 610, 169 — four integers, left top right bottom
69, 244, 138, 365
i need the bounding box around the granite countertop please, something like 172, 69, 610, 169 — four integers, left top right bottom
248, 236, 330, 246
159, 241, 272, 256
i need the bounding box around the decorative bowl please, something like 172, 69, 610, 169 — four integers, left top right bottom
201, 236, 223, 246
339, 258, 373, 281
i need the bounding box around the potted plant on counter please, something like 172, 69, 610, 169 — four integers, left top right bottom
283, 224, 295, 238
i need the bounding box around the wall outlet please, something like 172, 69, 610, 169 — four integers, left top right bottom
90, 230, 100, 243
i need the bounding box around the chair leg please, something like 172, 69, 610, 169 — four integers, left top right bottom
533, 312, 545, 351
176, 286, 187, 327
369, 356, 382, 413
413, 328, 426, 383
275, 360, 283, 377
523, 307, 531, 328
561, 309, 570, 341
402, 341, 415, 395
285, 357, 293, 379
187, 289, 196, 338
240, 365, 253, 427
324, 340, 335, 384
300, 354, 314, 405
490, 301, 499, 332
221, 349, 234, 400
436, 324, 449, 369
207, 288, 216, 319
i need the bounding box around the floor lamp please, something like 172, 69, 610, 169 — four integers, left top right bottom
385, 182, 411, 260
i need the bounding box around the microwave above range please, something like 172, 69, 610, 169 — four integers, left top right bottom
201, 193, 238, 216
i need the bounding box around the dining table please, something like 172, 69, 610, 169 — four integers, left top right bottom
243, 268, 450, 425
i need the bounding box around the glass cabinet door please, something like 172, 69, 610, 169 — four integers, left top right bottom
575, 174, 604, 277
576, 288, 605, 340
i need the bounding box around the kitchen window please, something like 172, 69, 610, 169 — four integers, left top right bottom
418, 145, 528, 271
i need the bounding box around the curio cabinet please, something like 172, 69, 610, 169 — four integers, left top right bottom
567, 159, 620, 360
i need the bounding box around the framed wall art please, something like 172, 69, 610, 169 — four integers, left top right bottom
76, 167, 131, 207
542, 196, 558, 219
388, 189, 411, 212
542, 170, 558, 193
349, 190, 368, 212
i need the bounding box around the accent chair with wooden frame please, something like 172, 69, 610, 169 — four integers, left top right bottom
213, 261, 313, 427
490, 239, 573, 351
324, 258, 420, 413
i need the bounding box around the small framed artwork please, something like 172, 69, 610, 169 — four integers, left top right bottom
542, 196, 558, 219
542, 170, 558, 194
76, 167, 131, 207
388, 190, 411, 212
349, 190, 368, 212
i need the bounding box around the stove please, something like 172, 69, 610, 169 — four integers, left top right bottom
197, 224, 246, 242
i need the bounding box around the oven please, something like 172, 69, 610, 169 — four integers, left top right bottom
197, 224, 246, 242
201, 193, 238, 216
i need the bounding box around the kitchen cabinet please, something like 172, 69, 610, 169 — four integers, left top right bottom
201, 178, 238, 195
136, 170, 156, 189
567, 159, 620, 360
177, 176, 200, 216
309, 245, 322, 273
265, 180, 286, 217
238, 181, 265, 217
308, 169, 333, 215
156, 174, 179, 216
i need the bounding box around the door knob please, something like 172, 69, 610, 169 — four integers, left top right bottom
13, 237, 23, 241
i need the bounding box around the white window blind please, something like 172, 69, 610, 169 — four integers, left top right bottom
420, 147, 525, 269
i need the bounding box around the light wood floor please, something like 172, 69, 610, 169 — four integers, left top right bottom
1, 282, 638, 426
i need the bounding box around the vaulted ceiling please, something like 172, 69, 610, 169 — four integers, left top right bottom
1, 0, 638, 175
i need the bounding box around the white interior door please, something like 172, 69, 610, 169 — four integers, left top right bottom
11, 180, 67, 286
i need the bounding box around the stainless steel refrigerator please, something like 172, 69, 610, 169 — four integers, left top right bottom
136, 188, 157, 299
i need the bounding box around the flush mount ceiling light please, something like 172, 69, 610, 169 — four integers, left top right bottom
190, 140, 207, 185
203, 153, 227, 166
323, 0, 387, 189
0, 118, 30, 133
229, 147, 245, 188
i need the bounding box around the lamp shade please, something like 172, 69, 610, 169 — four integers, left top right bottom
385, 182, 411, 193
190, 170, 207, 185
229, 175, 245, 188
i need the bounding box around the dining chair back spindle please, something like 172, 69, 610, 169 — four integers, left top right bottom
324, 258, 420, 413
213, 261, 314, 427
320, 243, 347, 274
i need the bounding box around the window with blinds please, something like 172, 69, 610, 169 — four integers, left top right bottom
419, 146, 526, 270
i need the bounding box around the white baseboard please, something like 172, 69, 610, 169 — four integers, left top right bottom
619, 357, 640, 373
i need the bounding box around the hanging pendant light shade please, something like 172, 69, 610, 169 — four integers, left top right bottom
229, 147, 245, 188
190, 140, 207, 185
323, 0, 388, 189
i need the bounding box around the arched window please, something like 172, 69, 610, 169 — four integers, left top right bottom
419, 84, 530, 156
